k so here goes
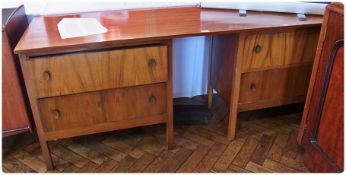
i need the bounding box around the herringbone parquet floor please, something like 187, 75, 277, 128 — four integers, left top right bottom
2, 95, 309, 173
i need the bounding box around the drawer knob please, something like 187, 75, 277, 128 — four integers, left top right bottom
51, 109, 61, 119
97, 101, 102, 108
43, 71, 51, 81
250, 83, 257, 92
149, 95, 157, 104
254, 44, 262, 53
148, 59, 157, 69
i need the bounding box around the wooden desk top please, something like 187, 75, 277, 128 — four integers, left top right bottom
15, 6, 323, 55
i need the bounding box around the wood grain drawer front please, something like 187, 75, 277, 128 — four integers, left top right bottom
30, 46, 168, 98
240, 29, 319, 71
239, 65, 312, 104
37, 83, 167, 132
103, 83, 167, 122
37, 92, 105, 132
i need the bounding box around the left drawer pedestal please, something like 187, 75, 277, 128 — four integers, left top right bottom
19, 44, 173, 170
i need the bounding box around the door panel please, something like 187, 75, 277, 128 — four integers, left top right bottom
299, 3, 344, 172
316, 47, 344, 170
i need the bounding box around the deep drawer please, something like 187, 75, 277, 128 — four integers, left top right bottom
239, 65, 312, 104
29, 45, 168, 98
38, 83, 167, 132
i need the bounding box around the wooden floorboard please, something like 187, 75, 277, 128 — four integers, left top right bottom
177, 144, 210, 172
2, 95, 309, 172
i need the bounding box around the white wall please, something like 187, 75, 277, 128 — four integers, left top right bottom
1, 1, 198, 15
202, 2, 327, 15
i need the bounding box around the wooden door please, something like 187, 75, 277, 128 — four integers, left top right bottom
298, 3, 344, 172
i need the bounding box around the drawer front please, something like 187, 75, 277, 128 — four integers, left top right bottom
103, 83, 167, 122
239, 65, 312, 104
38, 92, 104, 132
30, 46, 168, 98
38, 83, 167, 132
240, 29, 319, 71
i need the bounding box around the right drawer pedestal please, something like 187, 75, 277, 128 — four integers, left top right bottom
209, 28, 320, 140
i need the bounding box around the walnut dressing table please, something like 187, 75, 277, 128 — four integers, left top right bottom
14, 5, 322, 169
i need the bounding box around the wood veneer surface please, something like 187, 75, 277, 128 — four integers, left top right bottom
28, 45, 167, 98
15, 6, 322, 55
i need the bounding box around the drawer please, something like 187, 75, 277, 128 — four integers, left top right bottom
239, 65, 312, 104
38, 91, 104, 132
37, 83, 167, 132
30, 45, 168, 98
240, 29, 319, 71
103, 83, 167, 122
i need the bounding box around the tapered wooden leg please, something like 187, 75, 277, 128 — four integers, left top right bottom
166, 121, 174, 149
40, 140, 54, 170
228, 79, 241, 141
228, 48, 241, 141
227, 111, 238, 140
166, 78, 174, 149
207, 36, 214, 110
166, 40, 174, 150
166, 80, 174, 150
207, 83, 213, 109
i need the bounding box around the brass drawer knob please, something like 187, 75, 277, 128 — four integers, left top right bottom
250, 83, 257, 92
149, 95, 157, 103
254, 44, 262, 53
148, 58, 157, 69
97, 101, 102, 108
51, 109, 61, 119
43, 71, 51, 81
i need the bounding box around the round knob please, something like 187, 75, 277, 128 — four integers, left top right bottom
97, 101, 102, 108
43, 71, 51, 81
51, 109, 60, 119
149, 95, 157, 104
254, 44, 262, 53
147, 59, 157, 69
250, 83, 257, 92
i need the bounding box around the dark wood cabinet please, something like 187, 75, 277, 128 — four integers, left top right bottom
2, 6, 32, 137
298, 2, 344, 172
